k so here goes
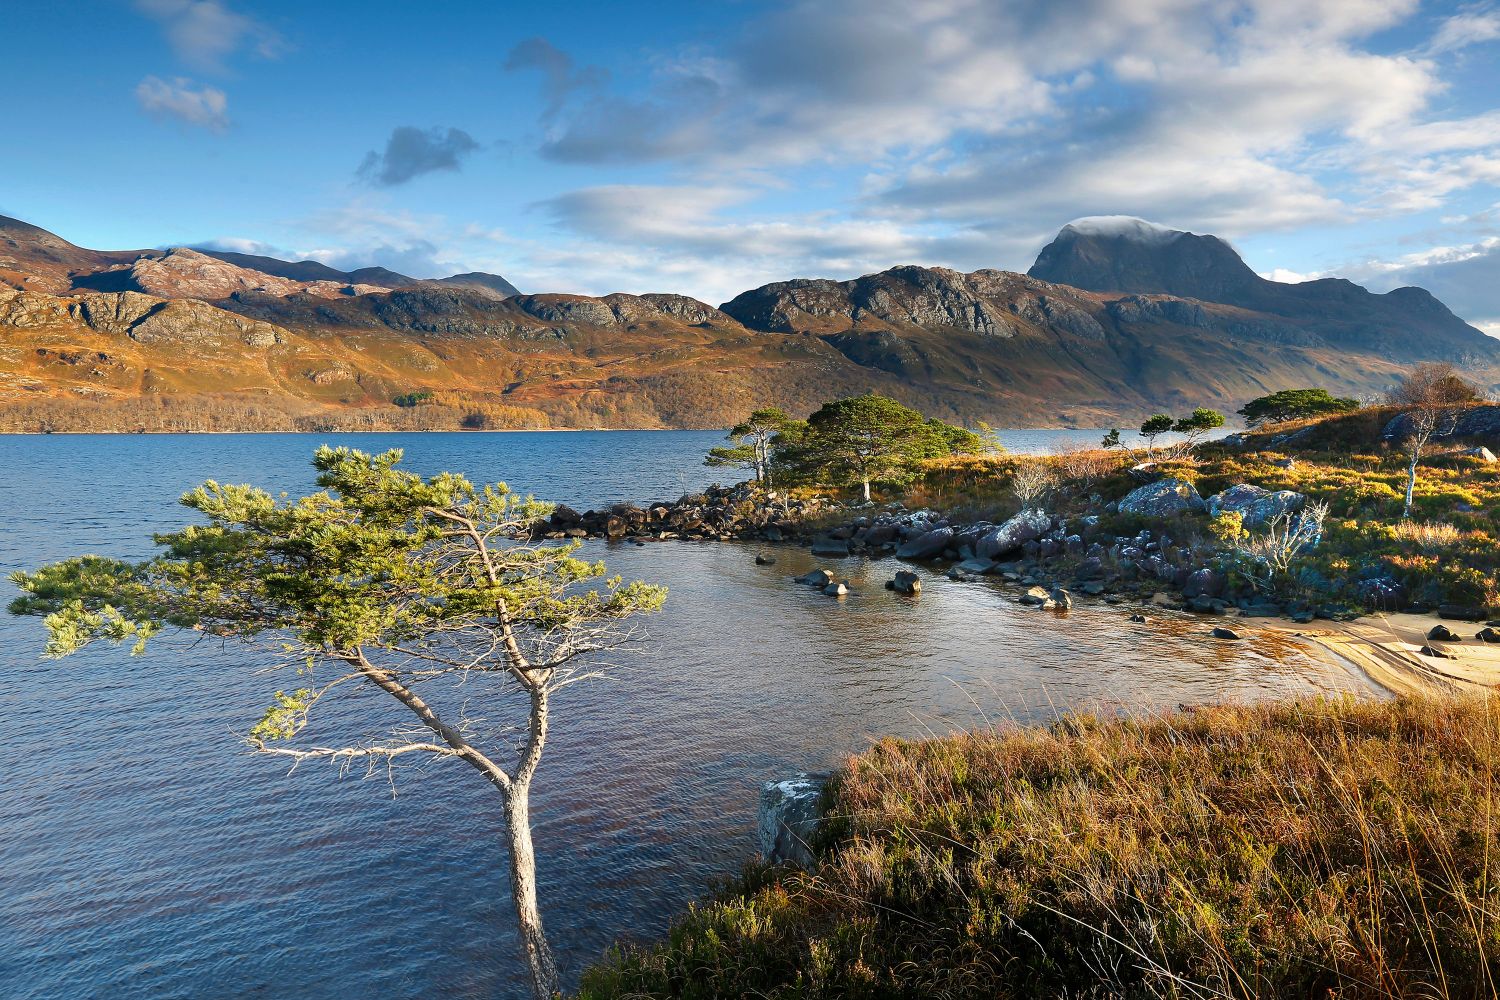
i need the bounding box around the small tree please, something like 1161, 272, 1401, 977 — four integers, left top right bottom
8, 447, 666, 1000
1386, 365, 1473, 519
1387, 362, 1481, 408
797, 394, 966, 502
1166, 407, 1227, 459
705, 407, 794, 486
1139, 414, 1175, 457
1237, 388, 1360, 426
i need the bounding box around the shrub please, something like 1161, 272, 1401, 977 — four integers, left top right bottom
391, 390, 434, 407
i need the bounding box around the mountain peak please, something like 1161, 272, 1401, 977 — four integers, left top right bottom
1029, 217, 1260, 301
1058, 216, 1183, 245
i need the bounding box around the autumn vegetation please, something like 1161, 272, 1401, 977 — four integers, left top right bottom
582, 694, 1500, 998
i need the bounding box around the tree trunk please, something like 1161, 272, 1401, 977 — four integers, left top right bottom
506, 783, 559, 999
861, 478, 871, 503
1403, 455, 1418, 519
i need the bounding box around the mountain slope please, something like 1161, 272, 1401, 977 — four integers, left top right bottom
1, 212, 1493, 430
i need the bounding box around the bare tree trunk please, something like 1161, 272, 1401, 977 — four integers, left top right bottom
862, 477, 871, 503
1404, 453, 1418, 519
506, 783, 559, 1000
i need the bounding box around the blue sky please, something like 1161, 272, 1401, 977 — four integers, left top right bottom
4, 1, 1500, 331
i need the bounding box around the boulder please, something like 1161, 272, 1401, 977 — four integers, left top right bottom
1206, 483, 1305, 527
1183, 567, 1225, 600
1049, 587, 1074, 610
1420, 645, 1459, 659
1080, 581, 1106, 595
757, 773, 827, 868
1462, 446, 1498, 462
798, 569, 835, 587
955, 557, 997, 575
1427, 624, 1462, 642
1117, 478, 1205, 518
896, 526, 955, 560
975, 509, 1051, 560
824, 582, 849, 597
1018, 585, 1052, 606
1439, 604, 1488, 621
1211, 627, 1243, 640
811, 536, 851, 557
1478, 627, 1500, 644
755, 554, 777, 565
1128, 613, 1150, 623
887, 570, 922, 595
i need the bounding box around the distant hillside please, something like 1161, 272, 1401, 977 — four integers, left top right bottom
0, 212, 1494, 431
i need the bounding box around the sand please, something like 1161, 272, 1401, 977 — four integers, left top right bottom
1256, 612, 1500, 697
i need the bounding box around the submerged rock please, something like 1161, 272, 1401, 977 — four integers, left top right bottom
798, 569, 835, 587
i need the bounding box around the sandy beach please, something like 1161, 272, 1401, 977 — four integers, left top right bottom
1256, 612, 1500, 697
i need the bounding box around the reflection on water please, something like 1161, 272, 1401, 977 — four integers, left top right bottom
0, 432, 1366, 999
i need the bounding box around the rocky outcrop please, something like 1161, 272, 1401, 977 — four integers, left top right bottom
1207, 484, 1305, 527
0, 288, 286, 347
1118, 478, 1206, 517
516, 292, 737, 329
535, 483, 831, 543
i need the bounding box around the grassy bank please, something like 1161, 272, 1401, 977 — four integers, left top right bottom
881, 405, 1500, 612
581, 694, 1500, 998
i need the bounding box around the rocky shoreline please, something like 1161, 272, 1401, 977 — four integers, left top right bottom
533, 477, 1374, 623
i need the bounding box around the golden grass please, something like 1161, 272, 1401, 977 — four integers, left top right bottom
582, 694, 1500, 999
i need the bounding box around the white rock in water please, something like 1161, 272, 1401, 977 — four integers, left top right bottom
757, 773, 827, 868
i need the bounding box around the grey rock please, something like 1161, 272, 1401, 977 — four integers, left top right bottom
1427, 624, 1462, 642
1117, 478, 1206, 517
897, 526, 955, 560
755, 554, 777, 565
976, 509, 1051, 560
1211, 627, 1243, 640
1477, 627, 1500, 643
824, 582, 848, 597
757, 773, 827, 867
811, 536, 851, 557
797, 569, 835, 587
1206, 483, 1305, 527
888, 570, 922, 595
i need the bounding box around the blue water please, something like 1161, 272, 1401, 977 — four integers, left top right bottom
0, 431, 1365, 999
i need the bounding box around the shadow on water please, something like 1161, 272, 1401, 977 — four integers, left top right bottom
0, 432, 1373, 999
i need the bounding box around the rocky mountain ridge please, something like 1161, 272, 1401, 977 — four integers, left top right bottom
1, 212, 1494, 430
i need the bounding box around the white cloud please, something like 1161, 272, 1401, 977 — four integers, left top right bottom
497, 0, 1500, 292
134, 0, 282, 71
1425, 5, 1500, 54
134, 75, 229, 132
